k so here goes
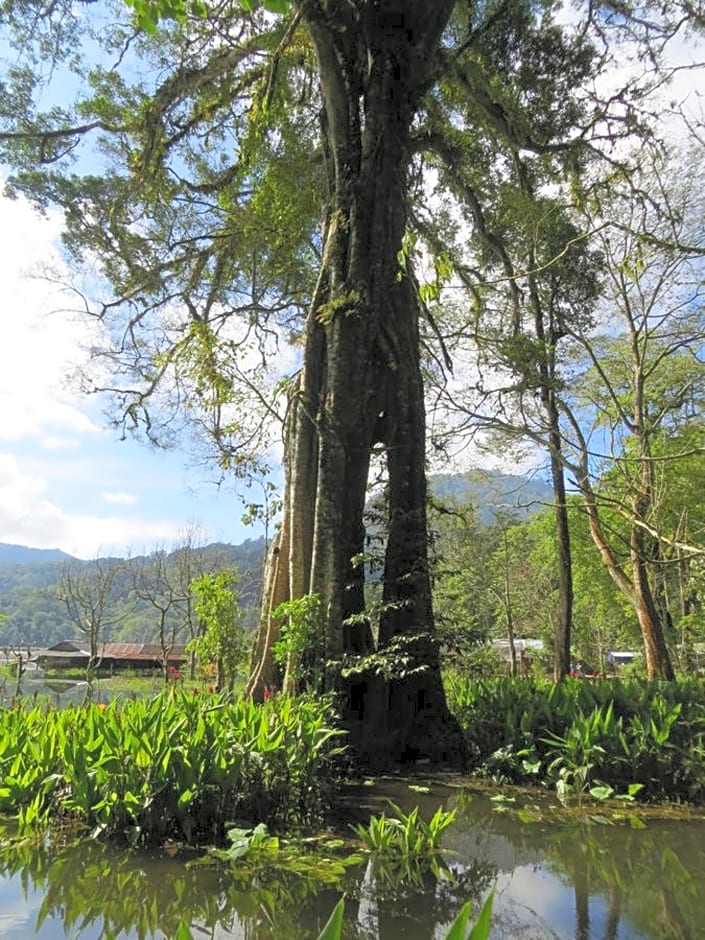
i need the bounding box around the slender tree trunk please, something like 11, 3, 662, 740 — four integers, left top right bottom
578, 476, 674, 680
247, 0, 463, 767
631, 524, 675, 680
501, 531, 518, 678
549, 426, 573, 681
545, 400, 573, 682
529, 263, 573, 680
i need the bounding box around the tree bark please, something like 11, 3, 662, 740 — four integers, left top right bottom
576, 471, 674, 680
247, 0, 463, 767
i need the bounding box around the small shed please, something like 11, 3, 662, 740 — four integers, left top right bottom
491, 639, 544, 675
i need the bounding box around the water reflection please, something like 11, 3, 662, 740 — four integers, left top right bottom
1, 780, 704, 939
444, 788, 705, 940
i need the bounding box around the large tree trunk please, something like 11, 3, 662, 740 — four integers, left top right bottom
247, 0, 463, 768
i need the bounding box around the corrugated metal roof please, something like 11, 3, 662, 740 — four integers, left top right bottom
100, 643, 186, 660
39, 643, 187, 661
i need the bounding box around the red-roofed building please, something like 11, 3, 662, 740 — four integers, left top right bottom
36, 640, 187, 672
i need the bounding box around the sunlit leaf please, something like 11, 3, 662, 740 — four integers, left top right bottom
467, 890, 494, 940
174, 922, 195, 940
316, 898, 344, 940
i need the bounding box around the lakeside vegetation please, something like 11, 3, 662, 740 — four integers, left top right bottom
0, 674, 703, 938
1, 675, 704, 849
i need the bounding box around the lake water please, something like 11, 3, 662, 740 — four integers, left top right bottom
1, 778, 703, 939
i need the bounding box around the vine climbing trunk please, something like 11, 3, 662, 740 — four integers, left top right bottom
247, 0, 463, 768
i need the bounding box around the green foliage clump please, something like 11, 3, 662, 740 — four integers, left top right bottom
447, 674, 705, 804
353, 801, 456, 860
272, 593, 325, 694
188, 571, 247, 690
0, 691, 345, 843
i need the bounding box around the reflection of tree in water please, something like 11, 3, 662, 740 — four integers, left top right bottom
1, 789, 704, 939
448, 790, 705, 940
339, 857, 496, 940
0, 833, 496, 940
546, 820, 702, 940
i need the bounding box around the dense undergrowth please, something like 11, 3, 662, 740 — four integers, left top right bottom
446, 674, 705, 804
2, 675, 705, 851
0, 691, 344, 843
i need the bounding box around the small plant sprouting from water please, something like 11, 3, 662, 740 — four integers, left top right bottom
206, 822, 364, 886
353, 801, 456, 859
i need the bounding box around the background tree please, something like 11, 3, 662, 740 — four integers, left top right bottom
188, 570, 246, 691
557, 156, 705, 679
169, 525, 233, 678
55, 557, 127, 684
129, 550, 185, 682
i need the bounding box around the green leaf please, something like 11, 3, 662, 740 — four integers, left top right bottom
174, 922, 195, 940
317, 898, 345, 940
467, 890, 494, 940
589, 785, 614, 801
262, 0, 290, 10
444, 901, 473, 940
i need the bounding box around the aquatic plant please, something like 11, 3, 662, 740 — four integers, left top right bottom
446, 674, 705, 803
0, 691, 346, 843
353, 801, 456, 859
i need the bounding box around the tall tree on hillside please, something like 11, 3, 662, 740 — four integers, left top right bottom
2, 1, 702, 758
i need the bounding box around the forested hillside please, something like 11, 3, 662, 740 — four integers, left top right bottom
0, 538, 265, 647
0, 472, 551, 649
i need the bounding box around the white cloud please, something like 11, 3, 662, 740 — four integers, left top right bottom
0, 186, 101, 443
39, 435, 82, 451
101, 491, 137, 505
0, 453, 178, 558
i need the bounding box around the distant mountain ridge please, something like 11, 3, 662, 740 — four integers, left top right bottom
0, 543, 75, 565
0, 538, 266, 648
430, 469, 552, 524
0, 471, 550, 567
0, 470, 551, 646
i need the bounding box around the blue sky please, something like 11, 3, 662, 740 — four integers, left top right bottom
0, 185, 266, 557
